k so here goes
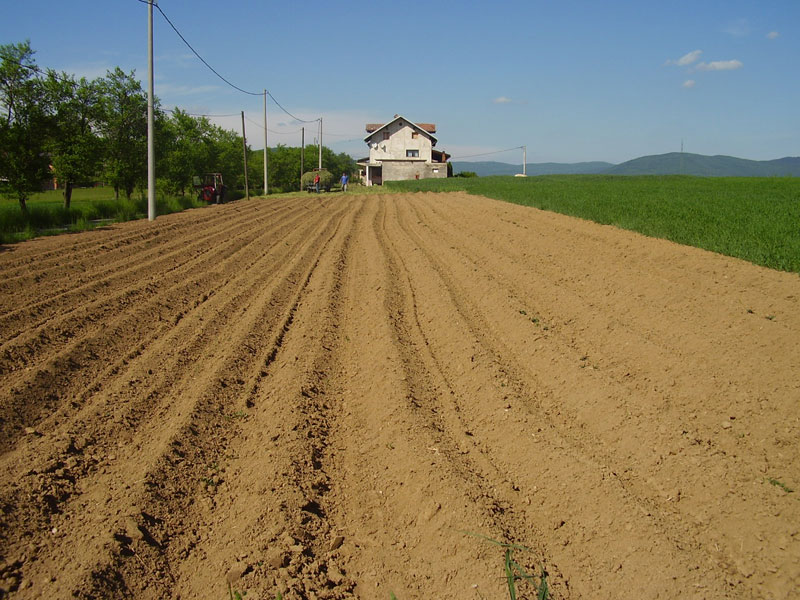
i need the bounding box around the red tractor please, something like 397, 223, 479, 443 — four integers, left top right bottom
193, 173, 225, 204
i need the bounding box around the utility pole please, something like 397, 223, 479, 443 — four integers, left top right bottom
522, 145, 527, 177
264, 90, 269, 196
241, 111, 249, 200
318, 118, 322, 170
300, 127, 305, 190
146, 0, 156, 221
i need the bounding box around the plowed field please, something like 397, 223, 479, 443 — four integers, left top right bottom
1, 192, 799, 599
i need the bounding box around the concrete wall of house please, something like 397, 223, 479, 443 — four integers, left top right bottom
381, 160, 447, 181
366, 120, 433, 163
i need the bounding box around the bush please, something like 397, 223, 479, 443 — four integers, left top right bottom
301, 169, 333, 192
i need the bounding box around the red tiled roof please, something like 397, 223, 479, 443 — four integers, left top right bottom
366, 122, 436, 134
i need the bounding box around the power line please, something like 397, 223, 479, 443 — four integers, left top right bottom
450, 146, 524, 160
266, 91, 318, 124
168, 108, 240, 118
244, 116, 303, 135
145, 1, 262, 97
324, 131, 360, 138
138, 0, 321, 127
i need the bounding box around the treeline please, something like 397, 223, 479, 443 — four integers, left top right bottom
0, 41, 357, 212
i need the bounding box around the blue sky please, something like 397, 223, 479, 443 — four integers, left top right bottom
2, 0, 797, 164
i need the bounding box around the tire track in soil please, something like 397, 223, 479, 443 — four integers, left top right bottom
304, 196, 561, 599
0, 197, 351, 597
386, 194, 719, 597
402, 192, 800, 596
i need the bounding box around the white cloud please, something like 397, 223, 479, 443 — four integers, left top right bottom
493, 96, 513, 104
666, 50, 702, 66
723, 18, 750, 36
767, 31, 780, 40
695, 60, 743, 71
682, 80, 696, 88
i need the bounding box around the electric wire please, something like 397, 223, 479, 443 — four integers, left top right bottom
266, 91, 318, 124
137, 0, 321, 125
138, 0, 261, 96
449, 146, 524, 160
168, 109, 240, 118
244, 116, 303, 136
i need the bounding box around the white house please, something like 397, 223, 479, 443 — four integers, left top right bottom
358, 115, 450, 186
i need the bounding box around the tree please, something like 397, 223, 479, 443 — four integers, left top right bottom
207, 125, 245, 193
44, 71, 103, 208
161, 109, 215, 196
97, 67, 148, 200
266, 145, 302, 192
0, 41, 51, 213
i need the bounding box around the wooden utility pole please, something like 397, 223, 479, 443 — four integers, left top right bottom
241, 111, 249, 200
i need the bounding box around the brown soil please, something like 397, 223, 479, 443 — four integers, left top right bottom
1, 192, 798, 599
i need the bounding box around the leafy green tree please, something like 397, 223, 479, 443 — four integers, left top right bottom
98, 67, 149, 200
267, 145, 302, 192
160, 109, 216, 196
0, 40, 51, 213
207, 125, 245, 194
44, 71, 103, 208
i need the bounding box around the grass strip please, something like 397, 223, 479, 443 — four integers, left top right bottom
0, 187, 216, 244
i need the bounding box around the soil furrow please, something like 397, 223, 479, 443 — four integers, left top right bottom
0, 201, 350, 596
0, 198, 287, 294
0, 199, 291, 332
122, 196, 366, 600
0, 203, 323, 452
1, 192, 798, 599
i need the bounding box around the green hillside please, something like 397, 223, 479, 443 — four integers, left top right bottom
606, 153, 800, 176
453, 153, 800, 177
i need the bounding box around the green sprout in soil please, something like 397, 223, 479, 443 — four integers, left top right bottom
463, 531, 549, 600
768, 478, 794, 493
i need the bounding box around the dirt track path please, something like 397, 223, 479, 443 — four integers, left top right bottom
1, 192, 798, 599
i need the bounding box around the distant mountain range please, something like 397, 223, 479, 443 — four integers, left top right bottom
451, 152, 800, 177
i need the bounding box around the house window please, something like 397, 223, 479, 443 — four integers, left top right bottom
406, 149, 419, 158
383, 131, 390, 140
411, 131, 419, 139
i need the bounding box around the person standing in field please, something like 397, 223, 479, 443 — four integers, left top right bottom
340, 173, 349, 192
314, 173, 320, 193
